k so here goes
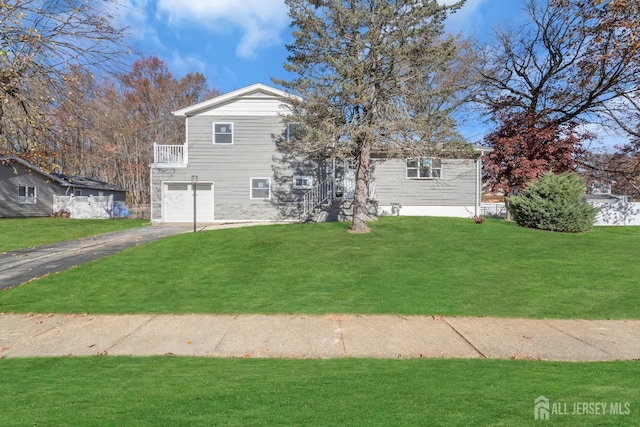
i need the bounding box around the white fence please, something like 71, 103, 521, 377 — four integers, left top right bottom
53, 195, 115, 219
592, 202, 640, 226
480, 201, 640, 226
480, 203, 507, 217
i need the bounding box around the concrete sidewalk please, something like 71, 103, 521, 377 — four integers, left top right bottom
1, 313, 638, 361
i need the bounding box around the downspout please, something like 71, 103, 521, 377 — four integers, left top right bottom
332, 157, 336, 199
184, 117, 189, 165
475, 155, 481, 217
150, 166, 154, 222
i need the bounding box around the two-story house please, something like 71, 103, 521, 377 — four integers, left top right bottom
150, 83, 490, 224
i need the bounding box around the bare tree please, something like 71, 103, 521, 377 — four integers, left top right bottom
581, 148, 640, 200
112, 57, 213, 204
276, 0, 478, 233
0, 0, 129, 162
477, 0, 640, 125
477, 0, 640, 211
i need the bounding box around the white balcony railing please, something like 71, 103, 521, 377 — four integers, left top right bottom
154, 143, 187, 164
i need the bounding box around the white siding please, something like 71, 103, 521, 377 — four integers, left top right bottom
197, 98, 290, 116
151, 113, 322, 222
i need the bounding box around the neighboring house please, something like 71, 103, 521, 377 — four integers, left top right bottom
585, 183, 640, 226
150, 83, 491, 224
0, 156, 127, 218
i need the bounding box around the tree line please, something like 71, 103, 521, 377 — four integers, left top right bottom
0, 0, 216, 205
1, 0, 639, 229
51, 58, 217, 205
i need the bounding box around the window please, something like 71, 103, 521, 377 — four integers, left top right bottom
406, 158, 442, 179
18, 186, 36, 204
251, 178, 271, 199
292, 175, 313, 190
213, 123, 233, 144
286, 122, 303, 143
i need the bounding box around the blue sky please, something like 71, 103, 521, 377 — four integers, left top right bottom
114, 0, 623, 148
118, 0, 522, 92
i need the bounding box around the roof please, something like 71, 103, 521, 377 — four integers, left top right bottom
584, 193, 623, 202
173, 83, 301, 118
0, 156, 126, 193
1, 156, 67, 186
52, 174, 127, 192
474, 146, 493, 155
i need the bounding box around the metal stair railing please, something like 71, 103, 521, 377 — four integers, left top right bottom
302, 176, 335, 216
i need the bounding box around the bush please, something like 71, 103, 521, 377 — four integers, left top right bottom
507, 172, 598, 232
472, 215, 486, 224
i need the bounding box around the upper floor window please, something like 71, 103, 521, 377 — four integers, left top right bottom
213, 123, 233, 144
18, 185, 36, 204
406, 158, 442, 179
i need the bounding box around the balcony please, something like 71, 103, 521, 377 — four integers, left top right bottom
153, 143, 187, 166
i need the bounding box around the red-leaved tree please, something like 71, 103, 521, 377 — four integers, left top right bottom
484, 112, 590, 218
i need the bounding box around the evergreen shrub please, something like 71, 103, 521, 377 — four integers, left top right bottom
507, 172, 598, 232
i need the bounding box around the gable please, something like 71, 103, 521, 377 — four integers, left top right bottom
0, 157, 66, 186
173, 83, 299, 118
195, 96, 291, 117
0, 161, 57, 186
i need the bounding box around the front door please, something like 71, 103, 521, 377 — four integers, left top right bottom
343, 160, 355, 199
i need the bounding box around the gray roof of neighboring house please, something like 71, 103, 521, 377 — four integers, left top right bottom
584, 193, 623, 202
1, 156, 127, 193
51, 173, 127, 192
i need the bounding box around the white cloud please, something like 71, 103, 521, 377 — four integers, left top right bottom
168, 51, 207, 77
156, 0, 289, 59
113, 0, 167, 52
441, 0, 489, 36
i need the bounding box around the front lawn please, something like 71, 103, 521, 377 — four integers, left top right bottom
0, 218, 149, 252
1, 217, 637, 318
0, 358, 637, 426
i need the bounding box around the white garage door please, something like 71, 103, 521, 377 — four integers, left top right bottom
163, 182, 214, 223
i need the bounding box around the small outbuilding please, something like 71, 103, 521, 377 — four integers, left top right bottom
0, 156, 127, 218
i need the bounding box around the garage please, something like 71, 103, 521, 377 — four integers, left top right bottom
163, 182, 214, 223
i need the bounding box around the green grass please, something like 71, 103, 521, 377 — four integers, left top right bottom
0, 217, 638, 319
0, 358, 637, 426
0, 218, 149, 252
1, 219, 638, 424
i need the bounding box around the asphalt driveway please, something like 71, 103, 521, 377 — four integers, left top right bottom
0, 225, 190, 291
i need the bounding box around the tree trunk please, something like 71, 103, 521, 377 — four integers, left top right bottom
350, 139, 371, 233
